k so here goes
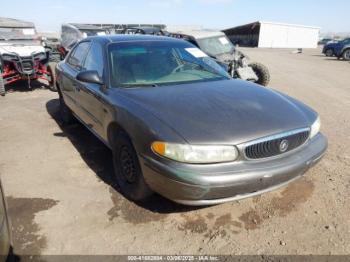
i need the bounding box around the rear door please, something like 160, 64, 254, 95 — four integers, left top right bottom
60, 41, 91, 118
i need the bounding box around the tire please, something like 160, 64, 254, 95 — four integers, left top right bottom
47, 62, 58, 92
112, 132, 153, 202
342, 49, 350, 61
325, 49, 334, 57
249, 62, 270, 86
0, 73, 5, 96
58, 89, 74, 124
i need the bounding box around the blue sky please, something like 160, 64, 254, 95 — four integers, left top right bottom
1, 0, 349, 33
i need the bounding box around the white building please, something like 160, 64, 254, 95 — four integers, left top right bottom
223, 21, 321, 48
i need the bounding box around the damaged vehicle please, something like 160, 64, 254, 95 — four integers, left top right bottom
41, 32, 62, 62
169, 29, 270, 86
56, 35, 327, 205
0, 17, 57, 95
121, 26, 168, 36
58, 23, 108, 59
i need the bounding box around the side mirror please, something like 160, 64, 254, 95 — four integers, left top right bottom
76, 70, 104, 85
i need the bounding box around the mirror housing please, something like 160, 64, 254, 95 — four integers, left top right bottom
76, 70, 104, 85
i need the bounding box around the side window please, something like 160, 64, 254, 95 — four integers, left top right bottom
83, 42, 104, 77
67, 41, 90, 70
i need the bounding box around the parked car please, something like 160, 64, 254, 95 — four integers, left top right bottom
318, 38, 333, 46
168, 29, 270, 86
0, 17, 57, 95
58, 23, 109, 59
120, 26, 168, 36
56, 35, 327, 206
322, 38, 350, 60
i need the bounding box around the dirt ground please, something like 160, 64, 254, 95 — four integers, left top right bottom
0, 48, 349, 256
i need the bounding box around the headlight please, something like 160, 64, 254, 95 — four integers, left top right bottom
151, 142, 239, 164
310, 116, 321, 139
1, 53, 17, 61
34, 52, 47, 61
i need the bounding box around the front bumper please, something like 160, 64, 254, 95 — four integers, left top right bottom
140, 133, 328, 206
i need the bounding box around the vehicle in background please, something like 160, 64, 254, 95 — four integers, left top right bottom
55, 35, 327, 205
40, 32, 62, 63
0, 179, 12, 261
58, 23, 109, 59
0, 17, 57, 96
322, 38, 350, 60
318, 38, 334, 46
120, 26, 168, 36
168, 29, 270, 86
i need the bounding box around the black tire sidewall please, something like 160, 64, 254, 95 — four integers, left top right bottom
112, 133, 152, 201
58, 89, 73, 124
249, 62, 270, 86
342, 49, 350, 61
47, 62, 58, 92
325, 49, 334, 57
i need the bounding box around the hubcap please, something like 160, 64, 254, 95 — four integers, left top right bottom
344, 50, 350, 60
119, 146, 137, 184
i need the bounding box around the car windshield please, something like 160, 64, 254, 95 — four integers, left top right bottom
108, 41, 230, 87
0, 27, 37, 41
340, 39, 350, 44
196, 35, 235, 56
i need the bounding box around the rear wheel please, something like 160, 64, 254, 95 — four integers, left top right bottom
342, 49, 350, 61
47, 62, 58, 92
325, 49, 334, 57
0, 73, 5, 96
58, 89, 74, 124
249, 62, 270, 86
112, 132, 153, 202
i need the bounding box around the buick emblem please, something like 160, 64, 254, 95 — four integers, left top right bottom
279, 140, 289, 152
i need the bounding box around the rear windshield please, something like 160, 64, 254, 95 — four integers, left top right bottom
108, 40, 230, 88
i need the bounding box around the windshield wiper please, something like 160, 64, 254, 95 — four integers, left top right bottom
120, 83, 158, 88
181, 59, 224, 77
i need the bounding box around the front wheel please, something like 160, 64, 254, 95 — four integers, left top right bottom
325, 49, 334, 57
112, 132, 153, 202
342, 49, 350, 61
58, 89, 74, 124
249, 62, 270, 86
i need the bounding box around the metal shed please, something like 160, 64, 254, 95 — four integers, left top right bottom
223, 21, 321, 48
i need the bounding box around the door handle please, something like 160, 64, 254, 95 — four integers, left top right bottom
73, 84, 80, 92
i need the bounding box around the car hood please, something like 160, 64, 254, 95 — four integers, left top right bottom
0, 43, 45, 56
325, 42, 340, 48
119, 79, 317, 145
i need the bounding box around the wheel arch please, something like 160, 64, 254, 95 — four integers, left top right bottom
107, 122, 131, 149
341, 47, 350, 55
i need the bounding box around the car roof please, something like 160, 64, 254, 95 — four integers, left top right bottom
87, 34, 184, 43
169, 29, 225, 39
0, 17, 35, 28
66, 23, 105, 31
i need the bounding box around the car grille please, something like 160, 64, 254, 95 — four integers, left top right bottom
244, 129, 310, 159
22, 61, 34, 72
